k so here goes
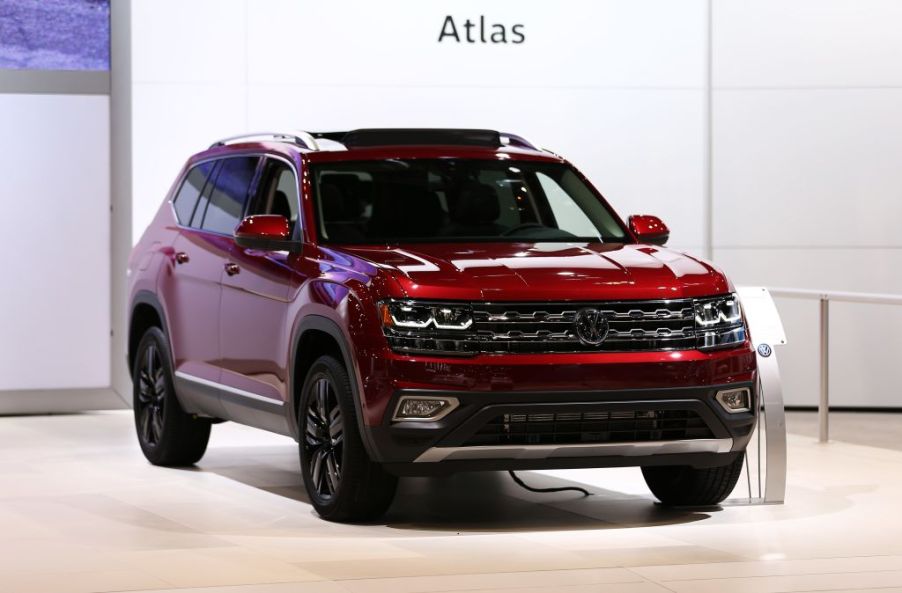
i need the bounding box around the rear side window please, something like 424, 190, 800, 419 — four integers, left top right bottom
172, 161, 214, 225
200, 156, 259, 235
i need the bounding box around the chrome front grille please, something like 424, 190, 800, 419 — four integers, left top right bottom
472, 300, 697, 353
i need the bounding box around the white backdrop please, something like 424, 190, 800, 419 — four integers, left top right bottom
121, 0, 902, 407
710, 0, 902, 407
130, 0, 709, 253
0, 93, 110, 391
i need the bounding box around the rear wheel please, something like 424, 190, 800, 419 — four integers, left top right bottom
642, 453, 744, 506
299, 355, 397, 522
133, 327, 211, 466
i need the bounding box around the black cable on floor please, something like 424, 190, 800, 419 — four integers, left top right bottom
508, 471, 591, 496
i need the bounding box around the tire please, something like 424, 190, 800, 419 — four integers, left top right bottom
642, 453, 745, 507
133, 327, 211, 466
298, 355, 397, 522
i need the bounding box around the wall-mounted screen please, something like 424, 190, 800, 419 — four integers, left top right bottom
0, 0, 109, 71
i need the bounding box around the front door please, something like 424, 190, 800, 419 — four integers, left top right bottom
219, 157, 303, 434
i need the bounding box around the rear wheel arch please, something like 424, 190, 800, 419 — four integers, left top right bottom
289, 315, 377, 457
128, 291, 172, 376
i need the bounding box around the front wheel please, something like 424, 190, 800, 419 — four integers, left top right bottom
299, 355, 397, 522
642, 453, 745, 506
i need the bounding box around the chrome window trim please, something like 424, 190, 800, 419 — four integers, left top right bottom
413, 437, 734, 463
174, 371, 284, 406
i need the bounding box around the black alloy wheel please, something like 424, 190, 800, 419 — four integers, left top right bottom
297, 355, 397, 522
303, 375, 344, 500
132, 327, 211, 466
136, 342, 166, 447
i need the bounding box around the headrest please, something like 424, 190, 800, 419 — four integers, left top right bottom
369, 183, 444, 237
321, 178, 364, 221
270, 190, 292, 220
454, 182, 500, 224
320, 184, 346, 220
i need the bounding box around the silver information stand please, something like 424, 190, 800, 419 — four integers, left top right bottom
730, 287, 787, 505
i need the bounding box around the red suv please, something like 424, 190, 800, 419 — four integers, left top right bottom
127, 129, 756, 521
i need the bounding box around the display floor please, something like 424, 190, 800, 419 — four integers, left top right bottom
1, 410, 901, 593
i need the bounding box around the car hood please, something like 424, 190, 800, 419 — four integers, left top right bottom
340, 242, 731, 301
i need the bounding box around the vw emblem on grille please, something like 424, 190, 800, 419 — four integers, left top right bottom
574, 308, 609, 346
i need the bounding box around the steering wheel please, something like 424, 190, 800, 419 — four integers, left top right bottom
501, 222, 546, 237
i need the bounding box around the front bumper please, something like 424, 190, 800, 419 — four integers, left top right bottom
366, 382, 757, 476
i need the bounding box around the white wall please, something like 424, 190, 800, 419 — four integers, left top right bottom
0, 93, 110, 390
711, 0, 902, 407
129, 0, 708, 255
125, 0, 902, 408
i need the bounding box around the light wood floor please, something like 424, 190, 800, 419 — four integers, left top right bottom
786, 411, 902, 451
1, 409, 901, 593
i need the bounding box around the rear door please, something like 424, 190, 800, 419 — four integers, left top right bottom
164, 160, 224, 388
218, 156, 303, 434
164, 155, 259, 417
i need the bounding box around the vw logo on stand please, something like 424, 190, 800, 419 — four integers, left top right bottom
574, 308, 609, 346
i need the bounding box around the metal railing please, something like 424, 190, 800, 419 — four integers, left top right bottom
768, 287, 902, 443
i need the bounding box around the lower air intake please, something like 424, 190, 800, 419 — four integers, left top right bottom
464, 409, 715, 447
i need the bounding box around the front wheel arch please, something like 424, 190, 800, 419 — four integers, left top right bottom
289, 315, 377, 459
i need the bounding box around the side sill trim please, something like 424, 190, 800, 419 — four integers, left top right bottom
413, 438, 734, 463
174, 371, 284, 406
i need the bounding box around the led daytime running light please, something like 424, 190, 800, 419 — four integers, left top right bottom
379, 301, 473, 331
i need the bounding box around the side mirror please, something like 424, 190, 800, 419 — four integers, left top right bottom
628, 214, 669, 246
234, 215, 299, 252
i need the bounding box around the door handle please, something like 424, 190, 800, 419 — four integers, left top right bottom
175, 252, 190, 264
225, 262, 240, 276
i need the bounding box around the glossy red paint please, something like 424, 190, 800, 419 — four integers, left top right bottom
339, 242, 729, 302
127, 133, 756, 464
359, 345, 756, 428
235, 214, 291, 240
628, 214, 670, 246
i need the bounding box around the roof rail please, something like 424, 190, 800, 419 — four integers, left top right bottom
324, 128, 542, 150
209, 130, 320, 150
208, 129, 543, 152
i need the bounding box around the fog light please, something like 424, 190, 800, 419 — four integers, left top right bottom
392, 396, 459, 422
715, 388, 751, 413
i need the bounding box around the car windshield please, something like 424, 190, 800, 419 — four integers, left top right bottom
311, 159, 629, 244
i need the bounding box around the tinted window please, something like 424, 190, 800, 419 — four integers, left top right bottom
172, 161, 214, 225
200, 157, 259, 235
312, 160, 628, 244
190, 161, 218, 228
247, 159, 300, 232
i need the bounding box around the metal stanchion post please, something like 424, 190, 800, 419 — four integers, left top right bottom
758, 344, 786, 503
732, 287, 788, 505
819, 297, 829, 443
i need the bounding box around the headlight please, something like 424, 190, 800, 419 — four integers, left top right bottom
694, 294, 747, 350
378, 300, 476, 355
